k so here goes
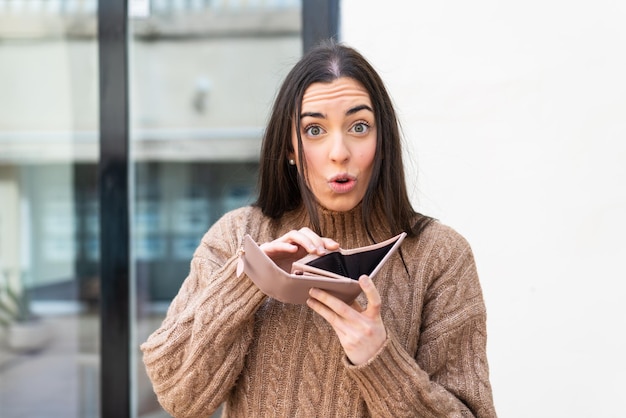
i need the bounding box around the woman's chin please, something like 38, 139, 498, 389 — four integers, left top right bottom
317, 197, 361, 212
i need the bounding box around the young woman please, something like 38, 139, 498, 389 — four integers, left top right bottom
141, 41, 497, 417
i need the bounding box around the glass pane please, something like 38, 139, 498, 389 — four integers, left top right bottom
130, 1, 303, 416
0, 1, 100, 417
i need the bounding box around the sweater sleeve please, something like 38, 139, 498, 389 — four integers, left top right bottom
344, 226, 497, 418
140, 208, 267, 418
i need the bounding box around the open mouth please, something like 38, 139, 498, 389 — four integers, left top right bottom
328, 174, 356, 193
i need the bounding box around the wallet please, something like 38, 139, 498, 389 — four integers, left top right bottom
237, 232, 407, 304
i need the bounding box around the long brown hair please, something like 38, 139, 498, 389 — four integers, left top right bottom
255, 40, 431, 238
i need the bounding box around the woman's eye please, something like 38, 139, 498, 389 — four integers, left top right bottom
305, 125, 323, 136
352, 122, 370, 134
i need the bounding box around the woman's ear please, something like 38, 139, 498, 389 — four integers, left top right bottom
286, 149, 296, 165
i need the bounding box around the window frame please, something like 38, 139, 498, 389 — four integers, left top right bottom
98, 1, 339, 416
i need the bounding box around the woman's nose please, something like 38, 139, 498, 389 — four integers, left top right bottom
328, 134, 350, 163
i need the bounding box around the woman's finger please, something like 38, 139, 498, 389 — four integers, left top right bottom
350, 299, 365, 313
321, 237, 340, 251
298, 227, 332, 255
358, 275, 382, 317
308, 288, 359, 324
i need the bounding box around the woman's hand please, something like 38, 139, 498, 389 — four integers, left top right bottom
260, 227, 340, 272
307, 275, 387, 366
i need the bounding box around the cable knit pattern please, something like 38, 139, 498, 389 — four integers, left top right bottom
141, 204, 497, 417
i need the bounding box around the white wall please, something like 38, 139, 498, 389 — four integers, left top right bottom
341, 1, 626, 416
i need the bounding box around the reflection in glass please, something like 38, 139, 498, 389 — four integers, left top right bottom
130, 1, 303, 416
0, 1, 99, 417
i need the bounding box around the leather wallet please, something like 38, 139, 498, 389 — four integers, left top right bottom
237, 232, 407, 304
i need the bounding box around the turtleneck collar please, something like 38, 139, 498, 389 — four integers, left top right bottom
279, 201, 392, 249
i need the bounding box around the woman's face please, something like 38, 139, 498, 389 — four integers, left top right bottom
291, 77, 377, 212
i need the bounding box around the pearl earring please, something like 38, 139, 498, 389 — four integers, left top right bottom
288, 159, 296, 166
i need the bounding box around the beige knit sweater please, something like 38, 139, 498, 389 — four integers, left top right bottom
141, 204, 496, 418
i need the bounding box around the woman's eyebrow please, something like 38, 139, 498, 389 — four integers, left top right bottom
346, 104, 373, 115
300, 104, 373, 119
300, 111, 325, 119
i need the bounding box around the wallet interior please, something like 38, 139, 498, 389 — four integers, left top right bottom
304, 241, 396, 280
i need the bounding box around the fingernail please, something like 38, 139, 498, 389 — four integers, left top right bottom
317, 246, 327, 254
